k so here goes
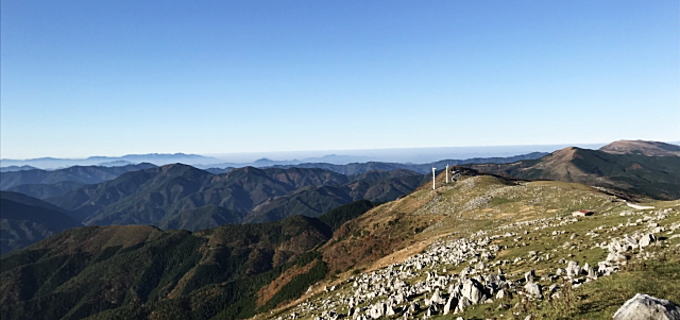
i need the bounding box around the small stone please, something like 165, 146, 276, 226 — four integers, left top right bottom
607, 252, 628, 264
524, 270, 536, 283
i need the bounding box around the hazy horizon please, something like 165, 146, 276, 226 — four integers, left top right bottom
2, 140, 665, 168
5, 139, 680, 162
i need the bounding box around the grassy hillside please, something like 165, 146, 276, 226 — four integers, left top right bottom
254, 171, 680, 320
318, 170, 618, 273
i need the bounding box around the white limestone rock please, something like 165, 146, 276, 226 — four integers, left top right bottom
524, 282, 543, 299
460, 279, 488, 304
639, 234, 656, 248
613, 294, 680, 320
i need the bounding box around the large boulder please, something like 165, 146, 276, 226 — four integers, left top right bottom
607, 252, 628, 264
566, 260, 581, 279
443, 296, 457, 315
460, 279, 488, 304
428, 288, 446, 306
639, 234, 656, 248
368, 302, 385, 319
524, 282, 543, 299
613, 294, 680, 320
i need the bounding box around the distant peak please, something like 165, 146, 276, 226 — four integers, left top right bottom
551, 146, 579, 156
158, 163, 198, 173
232, 165, 264, 174
600, 140, 680, 157
160, 163, 190, 168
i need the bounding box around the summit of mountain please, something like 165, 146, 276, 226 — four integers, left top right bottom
599, 140, 680, 157
469, 143, 680, 200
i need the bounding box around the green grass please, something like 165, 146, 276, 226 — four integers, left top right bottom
531, 252, 680, 320
433, 204, 680, 320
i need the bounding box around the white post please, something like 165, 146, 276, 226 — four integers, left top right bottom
445, 164, 449, 184
432, 167, 436, 190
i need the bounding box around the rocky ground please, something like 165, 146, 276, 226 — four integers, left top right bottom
255, 175, 680, 320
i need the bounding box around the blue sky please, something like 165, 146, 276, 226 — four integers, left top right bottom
1, 0, 678, 158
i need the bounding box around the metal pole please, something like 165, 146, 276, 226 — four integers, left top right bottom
432, 168, 436, 190
445, 164, 449, 184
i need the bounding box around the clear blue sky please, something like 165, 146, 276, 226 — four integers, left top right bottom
1, 0, 678, 159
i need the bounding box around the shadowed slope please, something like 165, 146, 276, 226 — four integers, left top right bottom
0, 192, 81, 254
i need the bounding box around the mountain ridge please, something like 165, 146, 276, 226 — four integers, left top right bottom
0, 200, 376, 319
0, 163, 157, 199
469, 144, 680, 200
49, 164, 426, 230
599, 139, 680, 157
0, 153, 218, 169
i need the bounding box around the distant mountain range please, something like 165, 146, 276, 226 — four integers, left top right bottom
2, 140, 679, 256
470, 140, 680, 200
49, 165, 427, 230
0, 153, 547, 201
0, 165, 38, 173
0, 153, 545, 254
0, 164, 423, 254
271, 152, 548, 175
0, 152, 549, 254
0, 150, 550, 171
0, 163, 156, 199
0, 153, 219, 169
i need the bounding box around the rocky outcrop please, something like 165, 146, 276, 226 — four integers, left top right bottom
613, 294, 680, 320
272, 207, 678, 320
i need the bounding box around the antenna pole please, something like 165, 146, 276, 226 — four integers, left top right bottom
432, 168, 436, 190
